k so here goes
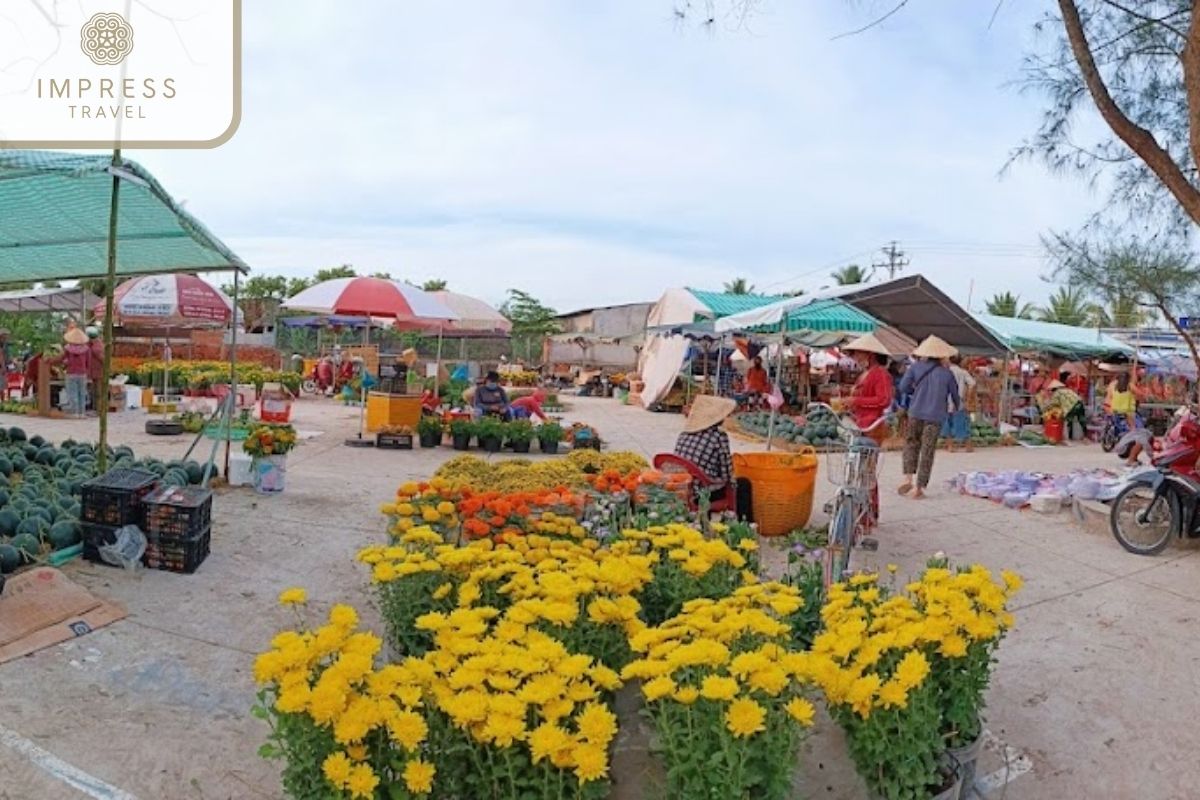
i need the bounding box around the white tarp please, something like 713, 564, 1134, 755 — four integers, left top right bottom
646, 288, 709, 327
638, 334, 691, 408
714, 285, 848, 332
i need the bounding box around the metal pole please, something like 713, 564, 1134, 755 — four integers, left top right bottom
97, 147, 121, 474
765, 331, 787, 451
225, 269, 240, 477
435, 326, 444, 388
714, 334, 724, 396
358, 319, 370, 440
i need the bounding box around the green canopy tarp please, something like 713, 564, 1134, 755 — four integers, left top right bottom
0, 150, 247, 280
975, 313, 1133, 359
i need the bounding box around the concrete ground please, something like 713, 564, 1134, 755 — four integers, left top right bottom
0, 395, 1193, 799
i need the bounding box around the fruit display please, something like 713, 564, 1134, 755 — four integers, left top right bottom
0, 427, 208, 574
1018, 429, 1051, 446
735, 406, 843, 448
969, 421, 1003, 447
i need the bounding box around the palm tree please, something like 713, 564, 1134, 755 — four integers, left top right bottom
1037, 286, 1097, 326
984, 291, 1036, 319
723, 278, 754, 295
1088, 294, 1156, 328
421, 279, 448, 291
832, 264, 867, 285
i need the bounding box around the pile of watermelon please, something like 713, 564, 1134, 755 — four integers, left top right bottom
0, 427, 207, 575
735, 406, 843, 448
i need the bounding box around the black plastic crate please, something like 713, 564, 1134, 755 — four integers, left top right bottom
81, 521, 119, 565
81, 469, 158, 526
141, 486, 212, 539
144, 525, 210, 574
376, 432, 414, 450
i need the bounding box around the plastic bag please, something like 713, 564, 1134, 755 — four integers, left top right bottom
98, 525, 146, 572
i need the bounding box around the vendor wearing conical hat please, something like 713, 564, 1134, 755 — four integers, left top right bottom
55, 325, 92, 418
842, 333, 894, 444
674, 394, 737, 490
897, 336, 961, 499
840, 333, 894, 527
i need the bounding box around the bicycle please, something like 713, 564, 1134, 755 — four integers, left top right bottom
808, 403, 892, 586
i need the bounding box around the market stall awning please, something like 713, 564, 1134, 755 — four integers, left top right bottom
0, 285, 101, 313
715, 274, 1006, 354
976, 313, 1133, 359
430, 290, 511, 336
0, 150, 247, 281
781, 298, 876, 333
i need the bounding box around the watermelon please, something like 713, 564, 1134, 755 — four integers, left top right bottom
28, 434, 44, 448
0, 543, 17, 573
8, 427, 25, 442
47, 520, 80, 551
0, 509, 17, 538
16, 516, 43, 539
114, 445, 134, 460
184, 461, 204, 484
35, 447, 57, 466
0, 457, 13, 477
11, 533, 38, 563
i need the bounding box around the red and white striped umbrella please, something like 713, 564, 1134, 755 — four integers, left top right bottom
97, 274, 233, 326
282, 277, 458, 328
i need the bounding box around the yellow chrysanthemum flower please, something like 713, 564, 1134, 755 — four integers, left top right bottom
403, 759, 436, 794
322, 751, 353, 788
724, 697, 767, 738
278, 587, 307, 605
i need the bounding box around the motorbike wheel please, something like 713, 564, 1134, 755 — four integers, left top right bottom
301, 379, 318, 395
1100, 426, 1118, 453
1110, 483, 1179, 555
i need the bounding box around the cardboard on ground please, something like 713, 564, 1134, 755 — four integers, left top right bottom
0, 567, 125, 664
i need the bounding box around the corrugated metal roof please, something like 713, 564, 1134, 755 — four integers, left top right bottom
686, 288, 787, 318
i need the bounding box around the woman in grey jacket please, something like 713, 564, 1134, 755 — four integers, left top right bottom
896, 336, 961, 499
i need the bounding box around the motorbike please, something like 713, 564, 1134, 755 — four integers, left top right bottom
1100, 411, 1143, 452
1110, 409, 1200, 555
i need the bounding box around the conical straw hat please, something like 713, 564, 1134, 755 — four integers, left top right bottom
63, 327, 88, 345
842, 333, 891, 356
683, 394, 737, 434
912, 335, 957, 359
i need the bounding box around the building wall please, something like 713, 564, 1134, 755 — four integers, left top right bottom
590, 303, 653, 337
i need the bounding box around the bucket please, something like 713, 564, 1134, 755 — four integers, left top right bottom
1043, 416, 1064, 443
227, 451, 254, 487
733, 449, 818, 536
946, 730, 984, 799
253, 454, 287, 495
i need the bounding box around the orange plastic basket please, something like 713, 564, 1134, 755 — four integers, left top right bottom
733, 449, 818, 536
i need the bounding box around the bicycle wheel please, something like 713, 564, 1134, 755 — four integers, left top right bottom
1100, 425, 1118, 453
828, 501, 854, 584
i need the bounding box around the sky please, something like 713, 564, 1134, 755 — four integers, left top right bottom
123, 1, 1105, 315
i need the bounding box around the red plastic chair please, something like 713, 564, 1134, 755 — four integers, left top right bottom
5, 373, 24, 400
652, 453, 735, 513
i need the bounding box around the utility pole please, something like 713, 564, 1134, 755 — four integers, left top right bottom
871, 241, 909, 280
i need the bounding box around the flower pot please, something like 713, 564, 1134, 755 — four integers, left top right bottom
946, 730, 984, 799
419, 432, 441, 448
480, 435, 502, 454
511, 440, 531, 454
452, 433, 471, 451
252, 454, 287, 495
537, 438, 559, 454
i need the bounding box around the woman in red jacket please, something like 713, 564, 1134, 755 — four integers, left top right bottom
841, 334, 894, 526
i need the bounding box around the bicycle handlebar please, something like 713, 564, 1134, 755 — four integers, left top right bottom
806, 402, 894, 435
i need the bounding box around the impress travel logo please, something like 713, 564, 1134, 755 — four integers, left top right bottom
0, 1, 241, 148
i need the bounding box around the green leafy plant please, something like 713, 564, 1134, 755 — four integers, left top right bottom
417, 415, 444, 439
449, 418, 477, 440
536, 421, 564, 445
476, 416, 505, 443
505, 419, 535, 445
